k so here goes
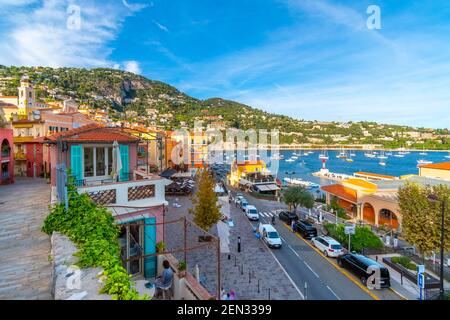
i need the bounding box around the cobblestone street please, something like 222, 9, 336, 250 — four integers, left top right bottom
164, 193, 302, 300
0, 178, 53, 300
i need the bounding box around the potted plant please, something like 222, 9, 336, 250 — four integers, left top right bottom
178, 260, 186, 278
156, 241, 166, 253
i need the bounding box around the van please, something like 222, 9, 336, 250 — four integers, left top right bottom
258, 223, 282, 248
337, 253, 391, 288
245, 205, 259, 221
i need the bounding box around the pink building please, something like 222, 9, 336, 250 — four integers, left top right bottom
43, 124, 171, 278
0, 128, 14, 184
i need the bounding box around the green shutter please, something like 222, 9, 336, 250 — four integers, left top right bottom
120, 144, 129, 181
70, 145, 82, 182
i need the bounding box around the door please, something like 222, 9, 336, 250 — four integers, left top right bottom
144, 217, 157, 278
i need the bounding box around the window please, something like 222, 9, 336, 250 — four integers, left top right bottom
84, 146, 113, 178
96, 147, 106, 176
29, 92, 32, 98
84, 147, 94, 177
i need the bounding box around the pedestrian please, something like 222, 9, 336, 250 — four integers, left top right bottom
230, 290, 236, 300
271, 215, 276, 225
291, 219, 295, 232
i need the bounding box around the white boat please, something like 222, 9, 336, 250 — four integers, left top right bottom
285, 158, 295, 163
417, 159, 433, 165
270, 153, 284, 160
379, 160, 386, 166
283, 177, 319, 189
394, 153, 404, 158
319, 149, 329, 160
378, 151, 388, 159
345, 150, 354, 162
365, 150, 376, 158
336, 148, 347, 159
445, 152, 450, 159
291, 156, 299, 160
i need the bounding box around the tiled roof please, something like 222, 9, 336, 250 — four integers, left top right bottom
44, 124, 140, 143
419, 162, 450, 171
354, 172, 397, 180
321, 184, 358, 203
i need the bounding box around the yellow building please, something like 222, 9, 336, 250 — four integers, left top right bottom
228, 160, 268, 187
418, 162, 450, 181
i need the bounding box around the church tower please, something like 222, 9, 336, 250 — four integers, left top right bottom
17, 76, 35, 117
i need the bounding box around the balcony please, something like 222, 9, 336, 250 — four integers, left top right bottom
76, 169, 170, 210
13, 136, 34, 143
14, 152, 26, 161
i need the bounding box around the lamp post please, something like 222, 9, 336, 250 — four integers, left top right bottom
428, 194, 446, 300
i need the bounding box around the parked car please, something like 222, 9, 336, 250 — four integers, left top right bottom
337, 253, 391, 288
240, 199, 249, 211
278, 211, 299, 223
245, 205, 260, 221
312, 236, 344, 258
234, 195, 244, 205
257, 223, 282, 248
294, 220, 317, 239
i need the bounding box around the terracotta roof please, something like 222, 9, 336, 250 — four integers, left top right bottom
0, 96, 18, 99
44, 124, 140, 143
419, 162, 450, 171
321, 184, 358, 203
354, 172, 396, 180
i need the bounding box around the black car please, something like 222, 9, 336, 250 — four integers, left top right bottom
278, 211, 299, 223
337, 253, 391, 288
294, 220, 317, 239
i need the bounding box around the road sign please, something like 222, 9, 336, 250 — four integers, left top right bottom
344, 225, 356, 235
417, 273, 425, 289
417, 265, 425, 274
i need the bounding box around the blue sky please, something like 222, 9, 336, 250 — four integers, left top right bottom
1, 0, 449, 129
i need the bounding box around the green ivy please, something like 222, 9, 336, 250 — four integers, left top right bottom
42, 176, 149, 300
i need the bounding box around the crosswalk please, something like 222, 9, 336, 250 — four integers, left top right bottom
259, 211, 278, 218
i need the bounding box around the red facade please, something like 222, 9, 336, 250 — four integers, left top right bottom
0, 128, 14, 184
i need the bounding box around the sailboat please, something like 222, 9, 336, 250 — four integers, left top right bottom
336, 148, 347, 159
379, 159, 386, 166
419, 147, 428, 156
365, 150, 376, 158
445, 152, 450, 159
378, 150, 388, 159
319, 149, 329, 160
417, 159, 433, 165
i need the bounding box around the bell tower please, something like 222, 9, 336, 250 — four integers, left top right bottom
18, 76, 35, 117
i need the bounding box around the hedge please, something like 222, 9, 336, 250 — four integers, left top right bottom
324, 222, 384, 252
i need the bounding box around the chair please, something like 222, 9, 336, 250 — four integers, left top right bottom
156, 278, 173, 300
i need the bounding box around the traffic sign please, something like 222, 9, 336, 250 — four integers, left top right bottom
417, 265, 425, 274
344, 225, 356, 235
417, 273, 425, 289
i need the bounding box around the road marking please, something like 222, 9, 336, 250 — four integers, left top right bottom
266, 212, 273, 217
303, 261, 320, 278
259, 213, 265, 218
327, 286, 341, 300
288, 244, 301, 259
389, 288, 408, 300
281, 222, 380, 300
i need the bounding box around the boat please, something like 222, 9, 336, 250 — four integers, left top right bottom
336, 148, 347, 159
270, 153, 284, 160
394, 153, 404, 158
379, 160, 386, 166
285, 158, 295, 163
283, 177, 319, 189
345, 150, 354, 162
319, 149, 329, 160
386, 152, 393, 156
445, 152, 450, 159
291, 156, 299, 160
419, 147, 428, 156
378, 151, 388, 159
417, 159, 433, 165
364, 150, 376, 158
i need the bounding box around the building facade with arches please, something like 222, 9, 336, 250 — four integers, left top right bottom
0, 128, 14, 184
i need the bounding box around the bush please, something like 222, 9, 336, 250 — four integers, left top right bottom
324, 222, 384, 252
42, 177, 148, 300
391, 256, 416, 271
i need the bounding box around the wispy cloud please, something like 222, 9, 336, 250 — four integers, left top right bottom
0, 0, 145, 68
153, 20, 169, 33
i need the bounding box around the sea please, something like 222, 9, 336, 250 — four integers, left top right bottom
230, 150, 450, 188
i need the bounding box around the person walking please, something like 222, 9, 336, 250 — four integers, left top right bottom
291, 219, 295, 232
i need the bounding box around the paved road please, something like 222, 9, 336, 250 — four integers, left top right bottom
241, 193, 374, 300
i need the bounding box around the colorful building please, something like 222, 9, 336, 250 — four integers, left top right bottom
418, 162, 450, 181
0, 128, 14, 184
45, 124, 172, 278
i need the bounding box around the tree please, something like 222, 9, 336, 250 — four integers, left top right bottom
283, 186, 314, 213
398, 182, 450, 257
189, 169, 222, 232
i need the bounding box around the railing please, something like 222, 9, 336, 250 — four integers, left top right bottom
73, 173, 133, 187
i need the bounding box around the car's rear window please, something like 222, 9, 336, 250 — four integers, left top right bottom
331, 244, 342, 250
249, 209, 257, 214
268, 232, 279, 239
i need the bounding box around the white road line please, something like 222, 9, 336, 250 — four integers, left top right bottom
327, 286, 341, 300
266, 212, 273, 217
288, 244, 301, 259
303, 261, 320, 278
259, 213, 265, 217
262, 212, 269, 217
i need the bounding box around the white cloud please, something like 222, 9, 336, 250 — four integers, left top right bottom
153, 20, 169, 32
0, 0, 145, 68
124, 60, 141, 74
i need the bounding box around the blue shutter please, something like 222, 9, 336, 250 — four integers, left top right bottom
70, 145, 82, 183
144, 217, 157, 278
119, 144, 129, 182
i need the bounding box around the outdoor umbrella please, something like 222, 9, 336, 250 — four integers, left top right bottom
112, 141, 122, 182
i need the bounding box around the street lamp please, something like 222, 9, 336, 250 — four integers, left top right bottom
428, 194, 446, 300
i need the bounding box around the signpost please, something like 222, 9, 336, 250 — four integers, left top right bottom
417, 265, 425, 300
344, 225, 356, 252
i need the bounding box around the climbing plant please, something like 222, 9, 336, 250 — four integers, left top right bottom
42, 175, 149, 300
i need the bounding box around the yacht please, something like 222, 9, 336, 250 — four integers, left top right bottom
394, 152, 404, 158
419, 147, 428, 156
378, 151, 388, 159
285, 158, 295, 163
319, 149, 329, 160
417, 159, 433, 165
336, 148, 347, 159
283, 177, 319, 189
364, 150, 376, 158
379, 160, 386, 166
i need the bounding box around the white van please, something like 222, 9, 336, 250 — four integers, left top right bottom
245, 205, 259, 221
258, 223, 282, 248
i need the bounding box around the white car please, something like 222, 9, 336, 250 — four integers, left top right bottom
245, 205, 259, 221
312, 236, 344, 258
234, 195, 244, 205
258, 223, 282, 248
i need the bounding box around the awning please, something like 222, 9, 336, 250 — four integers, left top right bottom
160, 168, 177, 178
255, 184, 280, 192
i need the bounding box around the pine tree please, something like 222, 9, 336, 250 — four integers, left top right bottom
189, 169, 222, 232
